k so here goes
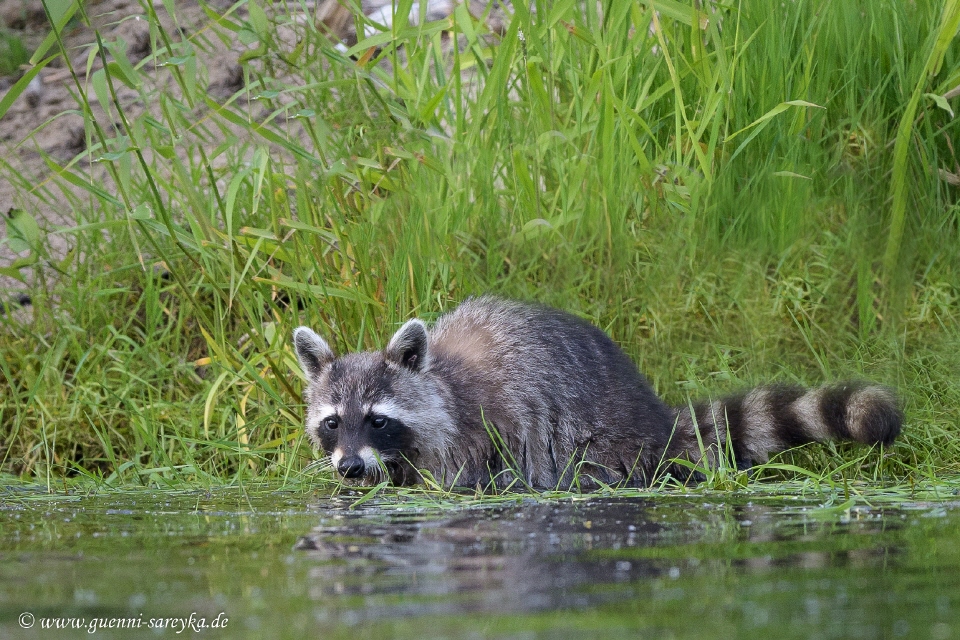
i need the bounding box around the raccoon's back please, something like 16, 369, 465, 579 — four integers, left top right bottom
425, 297, 675, 486
429, 297, 662, 415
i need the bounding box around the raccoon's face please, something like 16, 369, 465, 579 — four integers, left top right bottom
293, 319, 452, 486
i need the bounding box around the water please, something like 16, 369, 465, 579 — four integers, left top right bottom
1, 487, 959, 639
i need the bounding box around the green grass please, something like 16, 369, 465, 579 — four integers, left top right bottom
0, 0, 958, 493
0, 30, 29, 77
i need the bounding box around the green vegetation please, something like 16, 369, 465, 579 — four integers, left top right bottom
1, 0, 958, 492
0, 29, 29, 77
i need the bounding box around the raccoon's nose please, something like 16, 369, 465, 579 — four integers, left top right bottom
337, 456, 365, 478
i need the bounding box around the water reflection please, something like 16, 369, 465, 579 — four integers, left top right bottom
0, 489, 958, 639
293, 497, 916, 625
297, 500, 671, 611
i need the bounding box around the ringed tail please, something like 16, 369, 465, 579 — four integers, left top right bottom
670, 382, 903, 466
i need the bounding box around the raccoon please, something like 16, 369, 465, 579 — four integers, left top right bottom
292, 297, 902, 489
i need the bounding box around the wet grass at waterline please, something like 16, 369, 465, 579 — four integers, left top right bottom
0, 0, 958, 491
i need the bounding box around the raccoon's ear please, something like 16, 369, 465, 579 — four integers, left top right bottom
385, 319, 429, 371
293, 326, 335, 379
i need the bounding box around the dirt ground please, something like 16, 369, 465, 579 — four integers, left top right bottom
0, 0, 260, 306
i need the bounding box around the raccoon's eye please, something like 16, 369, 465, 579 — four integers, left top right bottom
323, 417, 339, 430
371, 416, 387, 429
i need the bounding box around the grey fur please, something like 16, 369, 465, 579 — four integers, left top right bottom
292, 327, 334, 378
293, 297, 903, 489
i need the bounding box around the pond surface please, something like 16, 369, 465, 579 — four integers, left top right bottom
1, 486, 959, 639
